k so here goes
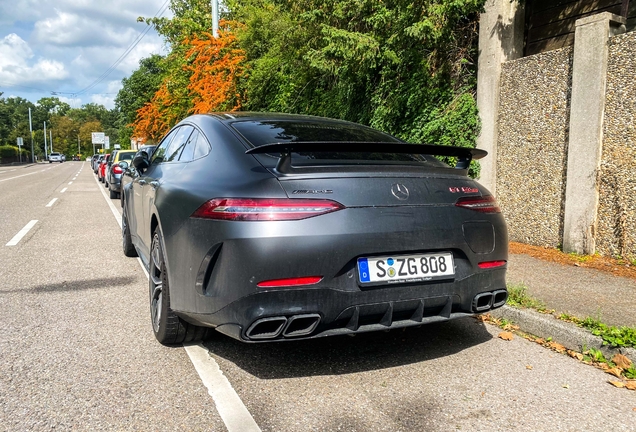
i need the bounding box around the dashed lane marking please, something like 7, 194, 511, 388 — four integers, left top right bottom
6, 220, 38, 246
46, 198, 58, 207
92, 173, 261, 432
60, 187, 67, 193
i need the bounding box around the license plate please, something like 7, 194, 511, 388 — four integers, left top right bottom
357, 253, 454, 284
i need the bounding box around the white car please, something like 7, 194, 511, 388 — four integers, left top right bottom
49, 152, 63, 163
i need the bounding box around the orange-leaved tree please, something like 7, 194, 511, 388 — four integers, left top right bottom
133, 21, 247, 143
185, 22, 247, 114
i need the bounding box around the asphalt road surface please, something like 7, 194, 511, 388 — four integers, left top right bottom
1, 162, 634, 431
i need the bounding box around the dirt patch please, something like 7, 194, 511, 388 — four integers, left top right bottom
509, 242, 636, 281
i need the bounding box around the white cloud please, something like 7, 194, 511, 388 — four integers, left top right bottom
0, 0, 170, 106
0, 33, 68, 85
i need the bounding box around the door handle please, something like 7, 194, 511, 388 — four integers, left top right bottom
150, 181, 160, 189
138, 179, 147, 185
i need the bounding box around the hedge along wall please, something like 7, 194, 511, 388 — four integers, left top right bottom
495, 47, 573, 247
597, 30, 636, 258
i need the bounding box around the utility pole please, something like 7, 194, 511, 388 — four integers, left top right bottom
211, 0, 218, 38
49, 129, 53, 153
44, 121, 48, 160
28, 108, 34, 163
78, 135, 80, 157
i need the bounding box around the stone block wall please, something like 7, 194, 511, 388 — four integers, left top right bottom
496, 47, 573, 247
597, 31, 636, 258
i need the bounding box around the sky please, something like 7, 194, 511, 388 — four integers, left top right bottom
0, 0, 172, 110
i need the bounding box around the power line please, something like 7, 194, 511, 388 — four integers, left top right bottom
72, 0, 171, 96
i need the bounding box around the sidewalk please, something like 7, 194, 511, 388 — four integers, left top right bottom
506, 253, 636, 328
490, 252, 636, 362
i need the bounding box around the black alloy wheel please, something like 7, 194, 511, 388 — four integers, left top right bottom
121, 204, 137, 257
149, 228, 208, 345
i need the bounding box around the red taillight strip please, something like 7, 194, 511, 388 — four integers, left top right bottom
455, 195, 501, 213
191, 198, 344, 221
478, 260, 507, 269
257, 276, 323, 288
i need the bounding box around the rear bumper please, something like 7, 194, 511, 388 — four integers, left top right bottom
178, 269, 507, 342
164, 205, 508, 342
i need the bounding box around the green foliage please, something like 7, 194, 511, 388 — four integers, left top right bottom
580, 317, 636, 349
225, 0, 484, 175
506, 283, 547, 311
0, 145, 18, 158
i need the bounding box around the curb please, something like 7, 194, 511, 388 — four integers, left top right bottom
489, 305, 636, 363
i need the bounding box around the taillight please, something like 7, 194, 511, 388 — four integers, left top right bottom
478, 260, 507, 269
112, 165, 123, 174
257, 276, 323, 288
455, 195, 501, 213
191, 198, 344, 221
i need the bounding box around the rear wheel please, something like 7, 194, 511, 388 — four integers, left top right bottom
149, 228, 208, 345
109, 188, 117, 199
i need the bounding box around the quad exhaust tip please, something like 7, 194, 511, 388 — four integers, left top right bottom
283, 314, 321, 337
246, 317, 287, 340
473, 289, 508, 313
246, 314, 322, 340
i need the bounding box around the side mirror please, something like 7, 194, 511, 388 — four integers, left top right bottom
118, 161, 129, 170
133, 151, 150, 173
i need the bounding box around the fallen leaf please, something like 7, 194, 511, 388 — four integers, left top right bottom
547, 341, 566, 353
574, 262, 580, 267
562, 384, 569, 389
605, 368, 623, 378
609, 381, 626, 388
526, 365, 533, 370
598, 363, 610, 370
611, 354, 632, 370
626, 382, 636, 391
567, 350, 584, 360
498, 331, 514, 341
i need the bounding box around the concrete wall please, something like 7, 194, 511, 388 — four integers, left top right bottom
496, 47, 573, 247
597, 31, 636, 258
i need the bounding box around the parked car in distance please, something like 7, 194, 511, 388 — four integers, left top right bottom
98, 154, 110, 182
120, 145, 157, 207
61, 154, 66, 161
122, 112, 508, 346
106, 150, 137, 199
93, 155, 104, 173
49, 152, 63, 163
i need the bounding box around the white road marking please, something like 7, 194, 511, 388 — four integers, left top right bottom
0, 170, 44, 183
73, 177, 77, 180
68, 181, 73, 185
60, 187, 67, 193
93, 173, 260, 432
6, 220, 38, 246
46, 198, 58, 207
184, 344, 262, 432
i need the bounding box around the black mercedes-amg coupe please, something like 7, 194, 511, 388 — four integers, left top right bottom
122, 112, 508, 345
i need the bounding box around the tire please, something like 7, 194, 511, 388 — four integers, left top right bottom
121, 204, 138, 258
104, 180, 109, 188
149, 228, 208, 345
109, 187, 117, 199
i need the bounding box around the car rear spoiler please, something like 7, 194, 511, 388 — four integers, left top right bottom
245, 141, 487, 173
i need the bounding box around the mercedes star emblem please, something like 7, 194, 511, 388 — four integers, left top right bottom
391, 183, 409, 200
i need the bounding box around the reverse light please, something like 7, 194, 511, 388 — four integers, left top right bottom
478, 260, 507, 269
257, 276, 323, 288
191, 198, 344, 221
455, 195, 501, 213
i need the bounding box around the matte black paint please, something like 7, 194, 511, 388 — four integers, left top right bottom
123, 112, 508, 342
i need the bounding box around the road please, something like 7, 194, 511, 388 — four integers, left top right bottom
0, 162, 634, 431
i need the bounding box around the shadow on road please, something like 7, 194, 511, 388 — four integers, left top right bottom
0, 276, 136, 294
203, 317, 493, 379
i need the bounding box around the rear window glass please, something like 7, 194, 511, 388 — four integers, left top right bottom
230, 120, 444, 165
118, 152, 135, 161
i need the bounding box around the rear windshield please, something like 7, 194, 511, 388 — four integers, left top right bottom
230, 120, 447, 166
118, 152, 135, 161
